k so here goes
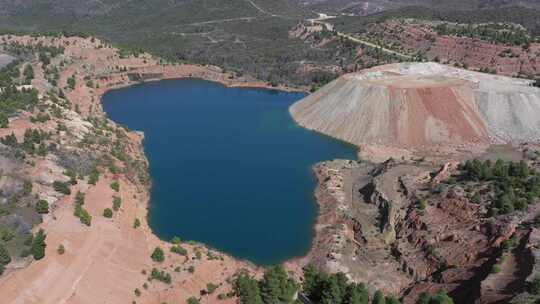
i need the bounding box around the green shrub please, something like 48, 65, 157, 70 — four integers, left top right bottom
206, 282, 218, 294
74, 203, 92, 226
133, 218, 141, 228
88, 167, 100, 185
75, 191, 85, 205
103, 208, 113, 218
53, 181, 71, 195
171, 245, 188, 256
186, 297, 200, 304
36, 200, 49, 214
110, 181, 120, 192
150, 268, 171, 284
171, 236, 181, 244
151, 247, 165, 263
501, 236, 517, 251
57, 244, 65, 255
23, 180, 33, 195
491, 265, 501, 273
112, 196, 121, 211
0, 112, 8, 128
418, 199, 427, 210
470, 193, 481, 204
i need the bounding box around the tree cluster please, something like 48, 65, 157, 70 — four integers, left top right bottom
234, 264, 455, 304
460, 159, 540, 215
435, 23, 531, 46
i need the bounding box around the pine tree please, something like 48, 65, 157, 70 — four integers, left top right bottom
372, 290, 386, 304
0, 243, 11, 266
31, 229, 47, 260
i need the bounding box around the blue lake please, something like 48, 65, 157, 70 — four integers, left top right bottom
102, 78, 356, 265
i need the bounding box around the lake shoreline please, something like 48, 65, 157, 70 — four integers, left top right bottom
101, 77, 357, 266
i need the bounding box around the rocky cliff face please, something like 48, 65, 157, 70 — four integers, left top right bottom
290, 62, 540, 152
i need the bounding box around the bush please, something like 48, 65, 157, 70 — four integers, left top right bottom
112, 196, 121, 211
75, 191, 85, 205
110, 181, 120, 192
206, 282, 219, 294
418, 199, 427, 210
57, 244, 65, 255
491, 265, 501, 274
171, 236, 181, 244
36, 199, 49, 214
470, 193, 481, 204
171, 245, 188, 256
103, 208, 113, 218
0, 112, 8, 128
150, 268, 171, 284
501, 236, 517, 251
133, 218, 141, 228
53, 181, 71, 195
74, 203, 92, 226
23, 180, 33, 195
151, 247, 165, 262
88, 167, 100, 185
530, 276, 540, 295
186, 297, 200, 304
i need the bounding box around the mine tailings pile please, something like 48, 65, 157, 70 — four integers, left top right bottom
290, 62, 540, 151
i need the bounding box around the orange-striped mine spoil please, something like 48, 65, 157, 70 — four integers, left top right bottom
290, 63, 540, 152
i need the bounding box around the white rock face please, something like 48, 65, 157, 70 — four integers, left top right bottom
290, 63, 540, 148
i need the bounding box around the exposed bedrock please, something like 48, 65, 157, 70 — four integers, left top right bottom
290, 62, 540, 150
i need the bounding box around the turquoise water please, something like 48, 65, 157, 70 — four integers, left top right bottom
102, 79, 356, 265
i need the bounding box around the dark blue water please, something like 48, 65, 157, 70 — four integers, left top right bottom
102, 79, 356, 265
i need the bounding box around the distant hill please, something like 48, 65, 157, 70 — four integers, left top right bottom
293, 0, 540, 15
330, 5, 540, 36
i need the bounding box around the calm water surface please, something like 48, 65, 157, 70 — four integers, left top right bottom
102, 79, 356, 264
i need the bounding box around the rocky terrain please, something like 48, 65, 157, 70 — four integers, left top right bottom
0, 34, 266, 304
302, 149, 540, 303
